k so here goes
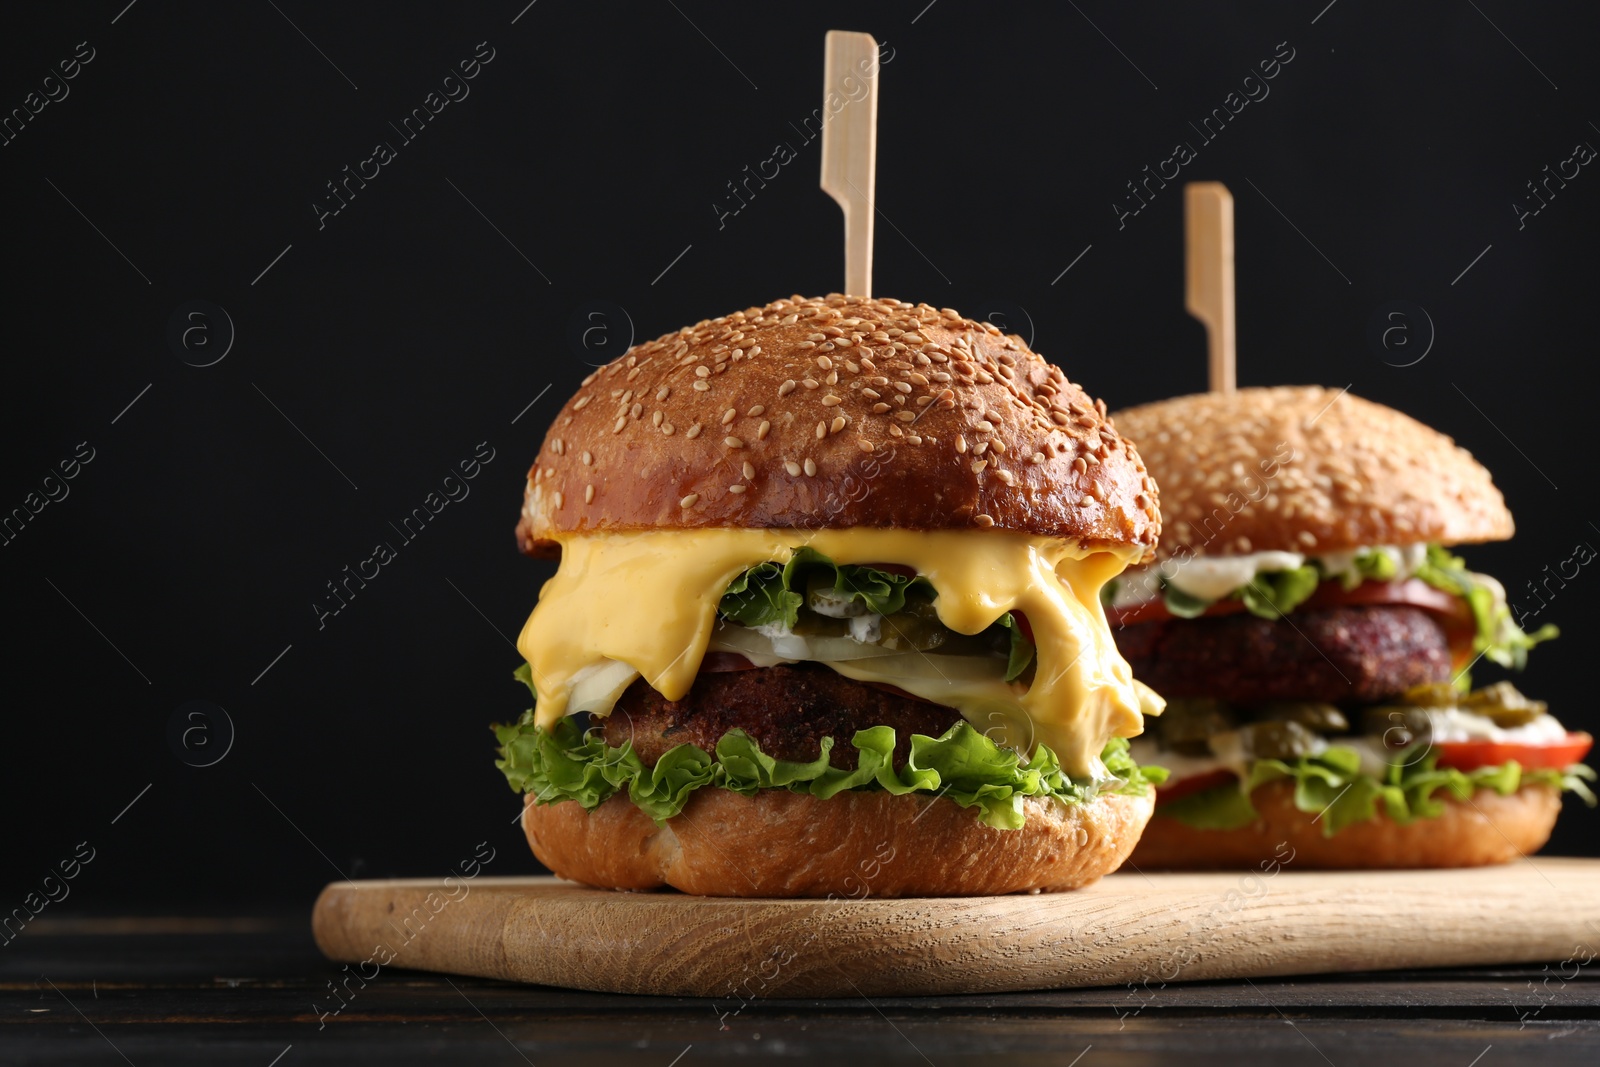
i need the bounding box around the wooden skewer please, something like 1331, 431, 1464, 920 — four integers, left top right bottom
819, 30, 879, 299
1184, 182, 1236, 395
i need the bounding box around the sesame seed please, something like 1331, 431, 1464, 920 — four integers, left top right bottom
860, 357, 877, 372
817, 355, 834, 370
657, 386, 670, 401
785, 460, 802, 476
971, 459, 988, 473
584, 484, 595, 504
974, 513, 995, 527
872, 403, 891, 414
554, 490, 565, 509
802, 379, 819, 390
894, 411, 916, 422
686, 423, 703, 439
680, 493, 699, 508
574, 396, 592, 410
652, 411, 663, 427
695, 366, 710, 378
829, 416, 846, 434
862, 388, 880, 399
975, 441, 989, 455
729, 484, 747, 494
779, 380, 797, 397
995, 469, 1015, 485
816, 421, 827, 439
582, 451, 593, 465
804, 458, 817, 477
821, 394, 842, 407
662, 422, 675, 435
956, 436, 968, 454
747, 404, 764, 417
613, 417, 626, 433
857, 438, 875, 452
1031, 452, 1045, 464
990, 438, 1007, 455
693, 380, 710, 392
722, 408, 737, 425
1079, 496, 1093, 507
725, 436, 744, 449
757, 420, 771, 440
743, 461, 756, 479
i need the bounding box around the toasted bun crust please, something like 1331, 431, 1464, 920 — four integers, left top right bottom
521, 787, 1155, 897
518, 295, 1159, 560
1129, 781, 1561, 869
1111, 386, 1513, 559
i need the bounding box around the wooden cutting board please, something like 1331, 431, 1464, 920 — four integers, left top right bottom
312, 858, 1600, 998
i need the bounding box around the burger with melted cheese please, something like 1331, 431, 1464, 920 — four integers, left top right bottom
1108, 387, 1593, 868
493, 295, 1168, 896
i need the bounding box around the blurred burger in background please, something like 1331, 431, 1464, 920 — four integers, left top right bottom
1107, 386, 1593, 868
494, 294, 1169, 897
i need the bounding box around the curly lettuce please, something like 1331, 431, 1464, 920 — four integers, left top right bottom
1159, 744, 1596, 837
494, 703, 1166, 831
1415, 544, 1557, 670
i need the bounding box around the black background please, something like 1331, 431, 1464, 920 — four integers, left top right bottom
3, 0, 1596, 911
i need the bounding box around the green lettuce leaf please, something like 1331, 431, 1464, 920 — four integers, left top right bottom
1162, 585, 1212, 619
719, 548, 932, 629
1415, 544, 1558, 671
1237, 564, 1322, 619
718, 548, 1030, 673
1346, 548, 1398, 589
994, 613, 1036, 682
1158, 745, 1597, 837
494, 712, 1165, 831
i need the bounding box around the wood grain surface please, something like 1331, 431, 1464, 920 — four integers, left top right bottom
311, 858, 1600, 998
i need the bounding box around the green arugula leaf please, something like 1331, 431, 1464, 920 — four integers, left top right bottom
493, 715, 1166, 831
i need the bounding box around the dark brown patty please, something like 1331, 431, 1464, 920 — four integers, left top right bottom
600, 662, 963, 769
1115, 605, 1452, 705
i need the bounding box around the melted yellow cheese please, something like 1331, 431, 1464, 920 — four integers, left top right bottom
516, 529, 1154, 780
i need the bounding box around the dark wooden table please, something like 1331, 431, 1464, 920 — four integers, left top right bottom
5, 916, 1598, 1065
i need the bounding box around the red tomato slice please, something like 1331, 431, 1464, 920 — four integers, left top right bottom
1434, 731, 1592, 772
1155, 768, 1238, 803
1108, 577, 1473, 634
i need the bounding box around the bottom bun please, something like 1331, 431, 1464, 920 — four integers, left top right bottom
522, 787, 1155, 897
1129, 781, 1563, 870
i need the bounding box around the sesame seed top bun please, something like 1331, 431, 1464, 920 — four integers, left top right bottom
517, 295, 1160, 559
1111, 386, 1514, 560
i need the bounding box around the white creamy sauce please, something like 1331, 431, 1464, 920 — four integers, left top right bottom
1115, 543, 1431, 607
